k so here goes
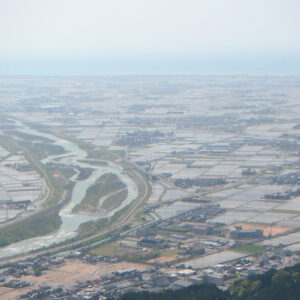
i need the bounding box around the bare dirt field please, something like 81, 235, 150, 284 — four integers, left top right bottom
0, 286, 35, 300
235, 222, 293, 236
0, 259, 151, 300
148, 255, 181, 264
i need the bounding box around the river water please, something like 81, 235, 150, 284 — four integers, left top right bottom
0, 122, 138, 259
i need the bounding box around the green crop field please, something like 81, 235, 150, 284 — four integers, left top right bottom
235, 244, 266, 253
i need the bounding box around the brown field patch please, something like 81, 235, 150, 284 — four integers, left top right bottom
148, 255, 180, 264
234, 222, 293, 237
0, 260, 151, 300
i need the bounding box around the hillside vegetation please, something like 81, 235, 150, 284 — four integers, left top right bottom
114, 263, 300, 300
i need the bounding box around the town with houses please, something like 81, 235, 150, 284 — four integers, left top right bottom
0, 76, 299, 299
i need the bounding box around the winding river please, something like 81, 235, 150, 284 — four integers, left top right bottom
0, 122, 138, 259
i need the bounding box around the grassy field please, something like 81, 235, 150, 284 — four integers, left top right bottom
90, 241, 137, 257
5, 130, 52, 143
101, 189, 128, 211
119, 251, 160, 263
73, 173, 126, 213
235, 244, 266, 253
20, 141, 66, 160
90, 241, 179, 263
76, 218, 108, 239
77, 166, 94, 181
46, 163, 76, 180
78, 159, 108, 166
0, 134, 19, 154
157, 230, 173, 238
161, 248, 180, 257
167, 226, 193, 233
0, 210, 61, 247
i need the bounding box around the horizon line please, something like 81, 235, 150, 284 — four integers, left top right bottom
1, 72, 300, 77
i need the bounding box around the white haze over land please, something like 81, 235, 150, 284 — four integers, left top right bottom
0, 0, 299, 75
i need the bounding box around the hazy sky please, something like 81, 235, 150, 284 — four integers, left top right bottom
1, 0, 300, 75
